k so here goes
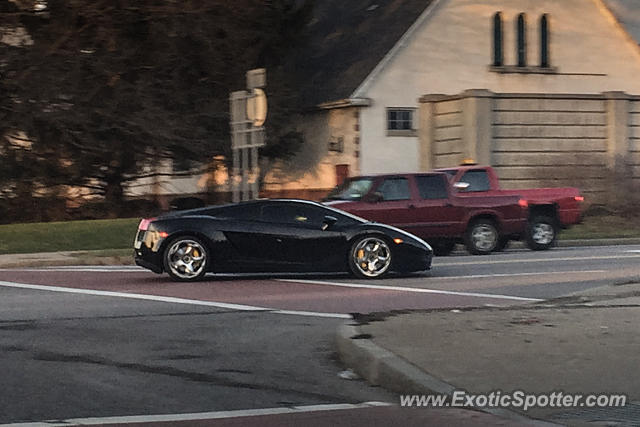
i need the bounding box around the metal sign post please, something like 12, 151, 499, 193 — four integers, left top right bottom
229, 69, 267, 202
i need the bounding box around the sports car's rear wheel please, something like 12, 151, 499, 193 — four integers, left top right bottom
163, 236, 208, 282
349, 236, 392, 279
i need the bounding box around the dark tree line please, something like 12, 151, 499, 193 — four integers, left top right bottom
0, 0, 313, 221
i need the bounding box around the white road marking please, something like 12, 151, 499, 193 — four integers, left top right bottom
0, 266, 145, 272
428, 270, 606, 280
436, 254, 640, 267
626, 250, 640, 253
0, 280, 350, 319
278, 279, 542, 302
0, 402, 391, 427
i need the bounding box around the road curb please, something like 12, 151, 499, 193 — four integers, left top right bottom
557, 237, 640, 247
336, 323, 558, 426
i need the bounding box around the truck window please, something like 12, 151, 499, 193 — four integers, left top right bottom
460, 170, 490, 192
325, 178, 374, 201
416, 175, 448, 200
377, 178, 411, 201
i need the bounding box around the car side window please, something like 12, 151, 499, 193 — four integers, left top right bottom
416, 175, 448, 200
460, 170, 490, 192
260, 204, 325, 228
217, 204, 261, 220
376, 178, 411, 201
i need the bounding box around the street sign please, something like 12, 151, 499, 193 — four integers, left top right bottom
246, 68, 266, 90
230, 69, 267, 202
246, 88, 267, 127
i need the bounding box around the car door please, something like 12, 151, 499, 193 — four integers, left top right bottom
212, 203, 283, 269
259, 202, 346, 270
411, 174, 466, 237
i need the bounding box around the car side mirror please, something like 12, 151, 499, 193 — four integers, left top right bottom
363, 192, 383, 203
453, 182, 470, 191
322, 215, 338, 231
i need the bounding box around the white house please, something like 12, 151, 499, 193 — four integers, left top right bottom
262, 0, 640, 202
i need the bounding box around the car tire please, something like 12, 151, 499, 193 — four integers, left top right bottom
348, 235, 392, 279
464, 219, 498, 255
526, 215, 557, 251
163, 235, 209, 282
432, 240, 456, 256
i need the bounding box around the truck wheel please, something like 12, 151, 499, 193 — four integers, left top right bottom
464, 219, 498, 255
526, 215, 557, 251
432, 240, 456, 256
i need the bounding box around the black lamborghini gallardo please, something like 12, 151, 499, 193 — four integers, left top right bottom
134, 199, 432, 281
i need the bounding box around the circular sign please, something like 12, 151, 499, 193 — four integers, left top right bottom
246, 88, 268, 127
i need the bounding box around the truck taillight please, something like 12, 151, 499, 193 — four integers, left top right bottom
575, 196, 585, 202
518, 199, 528, 208
138, 218, 156, 231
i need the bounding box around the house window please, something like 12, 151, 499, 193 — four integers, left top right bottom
516, 13, 527, 67
328, 135, 344, 152
172, 157, 192, 173
540, 14, 550, 68
492, 12, 503, 67
490, 12, 555, 74
387, 108, 416, 136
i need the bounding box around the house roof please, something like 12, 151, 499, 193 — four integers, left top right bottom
292, 0, 435, 108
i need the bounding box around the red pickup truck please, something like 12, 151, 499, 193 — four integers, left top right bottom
435, 165, 584, 250
324, 172, 528, 255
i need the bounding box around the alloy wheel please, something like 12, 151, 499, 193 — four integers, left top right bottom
166, 238, 207, 281
352, 237, 392, 278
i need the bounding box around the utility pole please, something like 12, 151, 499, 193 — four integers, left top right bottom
230, 69, 267, 202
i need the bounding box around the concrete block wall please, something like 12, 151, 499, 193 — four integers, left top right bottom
492, 95, 608, 200
630, 101, 640, 181
419, 90, 640, 204
433, 99, 464, 168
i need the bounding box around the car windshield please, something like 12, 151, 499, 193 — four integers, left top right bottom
324, 178, 374, 201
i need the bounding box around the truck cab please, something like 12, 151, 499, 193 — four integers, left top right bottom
325, 172, 528, 255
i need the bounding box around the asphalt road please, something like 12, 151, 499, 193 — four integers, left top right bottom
0, 244, 638, 426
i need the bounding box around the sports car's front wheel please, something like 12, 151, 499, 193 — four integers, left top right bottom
349, 236, 392, 279
163, 236, 209, 282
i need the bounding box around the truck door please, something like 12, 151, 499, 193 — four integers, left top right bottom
411, 174, 465, 237
358, 176, 415, 229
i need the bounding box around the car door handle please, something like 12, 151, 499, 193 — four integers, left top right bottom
276, 238, 283, 243
408, 204, 416, 209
